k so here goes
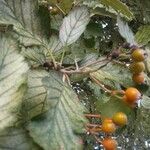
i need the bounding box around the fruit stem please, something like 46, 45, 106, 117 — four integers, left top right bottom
85, 114, 101, 118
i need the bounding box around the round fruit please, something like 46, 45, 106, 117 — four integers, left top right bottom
132, 73, 145, 84
112, 112, 127, 126
102, 138, 117, 150
103, 118, 113, 123
101, 121, 116, 133
131, 49, 146, 62
130, 62, 145, 74
122, 95, 136, 108
125, 87, 141, 103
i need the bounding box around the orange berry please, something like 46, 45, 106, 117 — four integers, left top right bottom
131, 49, 146, 62
132, 73, 145, 84
112, 112, 127, 126
101, 121, 116, 134
122, 95, 136, 108
102, 138, 117, 150
103, 118, 113, 123
125, 87, 141, 103
130, 62, 145, 74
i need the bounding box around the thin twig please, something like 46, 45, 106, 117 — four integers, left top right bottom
90, 76, 111, 94
85, 114, 101, 118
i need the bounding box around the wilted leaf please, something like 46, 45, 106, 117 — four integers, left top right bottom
0, 34, 28, 130
59, 6, 90, 46
0, 127, 41, 150
27, 71, 87, 150
135, 25, 150, 46
117, 16, 136, 45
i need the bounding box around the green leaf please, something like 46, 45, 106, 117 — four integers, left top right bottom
135, 25, 150, 46
90, 62, 134, 89
141, 95, 150, 109
0, 0, 50, 47
0, 127, 41, 150
22, 36, 63, 66
59, 6, 90, 46
0, 34, 28, 130
100, 0, 134, 20
27, 71, 87, 150
76, 0, 133, 19
117, 16, 136, 44
23, 70, 49, 120
48, 0, 73, 13
51, 15, 63, 31
92, 7, 116, 18
96, 96, 132, 118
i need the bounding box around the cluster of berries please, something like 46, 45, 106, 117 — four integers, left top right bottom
130, 48, 147, 84
101, 112, 127, 150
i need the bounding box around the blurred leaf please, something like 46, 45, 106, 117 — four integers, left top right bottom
92, 7, 116, 18
27, 71, 87, 150
0, 0, 50, 47
23, 70, 49, 120
0, 34, 28, 130
141, 95, 150, 109
22, 35, 63, 66
78, 0, 133, 19
135, 25, 150, 46
0, 127, 41, 150
85, 22, 102, 37
59, 6, 90, 46
96, 96, 132, 118
83, 37, 95, 48
145, 47, 150, 74
100, 0, 134, 20
90, 62, 133, 89
117, 16, 136, 45
48, 0, 73, 13
51, 15, 63, 30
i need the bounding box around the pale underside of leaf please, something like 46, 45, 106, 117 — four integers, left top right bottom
0, 127, 41, 150
59, 6, 90, 46
0, 0, 47, 47
0, 34, 28, 130
141, 95, 150, 109
23, 70, 49, 120
90, 62, 134, 89
27, 71, 87, 150
117, 16, 136, 45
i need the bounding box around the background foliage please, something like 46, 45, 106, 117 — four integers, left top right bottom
0, 0, 150, 149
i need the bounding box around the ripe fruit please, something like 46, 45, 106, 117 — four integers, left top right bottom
102, 138, 117, 150
101, 121, 116, 133
130, 62, 145, 74
131, 49, 146, 62
125, 87, 141, 103
103, 118, 113, 123
132, 73, 145, 84
112, 112, 127, 126
122, 95, 136, 108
